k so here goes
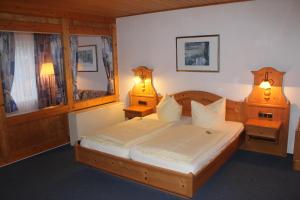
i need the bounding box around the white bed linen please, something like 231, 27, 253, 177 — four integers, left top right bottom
80, 114, 191, 158
130, 121, 244, 174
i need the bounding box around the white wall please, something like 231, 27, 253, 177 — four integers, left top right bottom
116, 0, 300, 153
77, 36, 107, 91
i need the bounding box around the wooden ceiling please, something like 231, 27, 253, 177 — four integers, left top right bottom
0, 0, 249, 20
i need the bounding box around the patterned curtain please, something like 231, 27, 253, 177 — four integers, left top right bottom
50, 35, 66, 104
101, 36, 114, 95
70, 36, 79, 100
34, 34, 52, 108
0, 32, 18, 113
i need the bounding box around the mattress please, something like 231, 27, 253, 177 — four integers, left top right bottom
80, 114, 191, 158
130, 121, 244, 174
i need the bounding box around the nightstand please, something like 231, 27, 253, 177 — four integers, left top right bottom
123, 106, 154, 119
246, 119, 282, 143
242, 67, 290, 157
244, 119, 283, 155
293, 118, 300, 171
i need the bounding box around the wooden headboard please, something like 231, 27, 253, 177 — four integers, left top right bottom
173, 91, 245, 123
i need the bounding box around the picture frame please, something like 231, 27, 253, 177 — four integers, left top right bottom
176, 35, 220, 72
77, 45, 98, 72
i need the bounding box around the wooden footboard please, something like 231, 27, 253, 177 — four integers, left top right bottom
75, 144, 194, 198
193, 132, 243, 190
75, 133, 242, 198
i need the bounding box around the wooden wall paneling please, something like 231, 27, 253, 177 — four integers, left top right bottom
0, 19, 61, 33
69, 19, 112, 35
294, 118, 300, 170
1, 114, 69, 166
72, 20, 111, 29
0, 12, 60, 24
112, 23, 119, 99
0, 106, 8, 165
69, 26, 111, 36
62, 18, 74, 110
71, 95, 119, 111
0, 2, 115, 24
0, 81, 3, 106
5, 105, 69, 126
0, 12, 61, 33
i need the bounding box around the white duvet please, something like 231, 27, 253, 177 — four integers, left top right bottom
80, 114, 179, 158
86, 117, 171, 147
131, 125, 227, 163
130, 121, 244, 173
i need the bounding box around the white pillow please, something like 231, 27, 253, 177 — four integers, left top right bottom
157, 95, 182, 122
191, 98, 226, 129
156, 94, 171, 110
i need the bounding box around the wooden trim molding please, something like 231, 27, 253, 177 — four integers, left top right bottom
0, 2, 115, 24
0, 19, 62, 33
5, 105, 69, 126
62, 18, 74, 110
71, 95, 119, 111
111, 23, 119, 99
0, 113, 70, 167
69, 26, 111, 36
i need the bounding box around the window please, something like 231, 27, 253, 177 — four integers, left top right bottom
11, 33, 38, 113
0, 31, 66, 116
70, 35, 114, 101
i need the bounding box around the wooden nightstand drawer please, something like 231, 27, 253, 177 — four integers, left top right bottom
246, 126, 278, 140
245, 119, 282, 144
125, 111, 142, 119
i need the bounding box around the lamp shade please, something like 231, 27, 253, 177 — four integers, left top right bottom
134, 76, 142, 84
259, 80, 271, 89
40, 62, 55, 76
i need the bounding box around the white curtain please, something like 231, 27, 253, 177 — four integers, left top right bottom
11, 33, 38, 114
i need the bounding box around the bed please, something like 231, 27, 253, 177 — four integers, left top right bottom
80, 114, 188, 158
75, 91, 245, 198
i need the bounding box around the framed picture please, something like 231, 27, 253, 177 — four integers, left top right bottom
176, 35, 220, 72
77, 45, 98, 72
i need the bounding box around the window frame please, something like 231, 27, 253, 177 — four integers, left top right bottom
69, 31, 119, 111
0, 18, 119, 125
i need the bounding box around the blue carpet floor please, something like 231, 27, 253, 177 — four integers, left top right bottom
0, 145, 300, 200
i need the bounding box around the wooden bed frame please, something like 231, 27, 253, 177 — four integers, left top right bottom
75, 91, 245, 198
